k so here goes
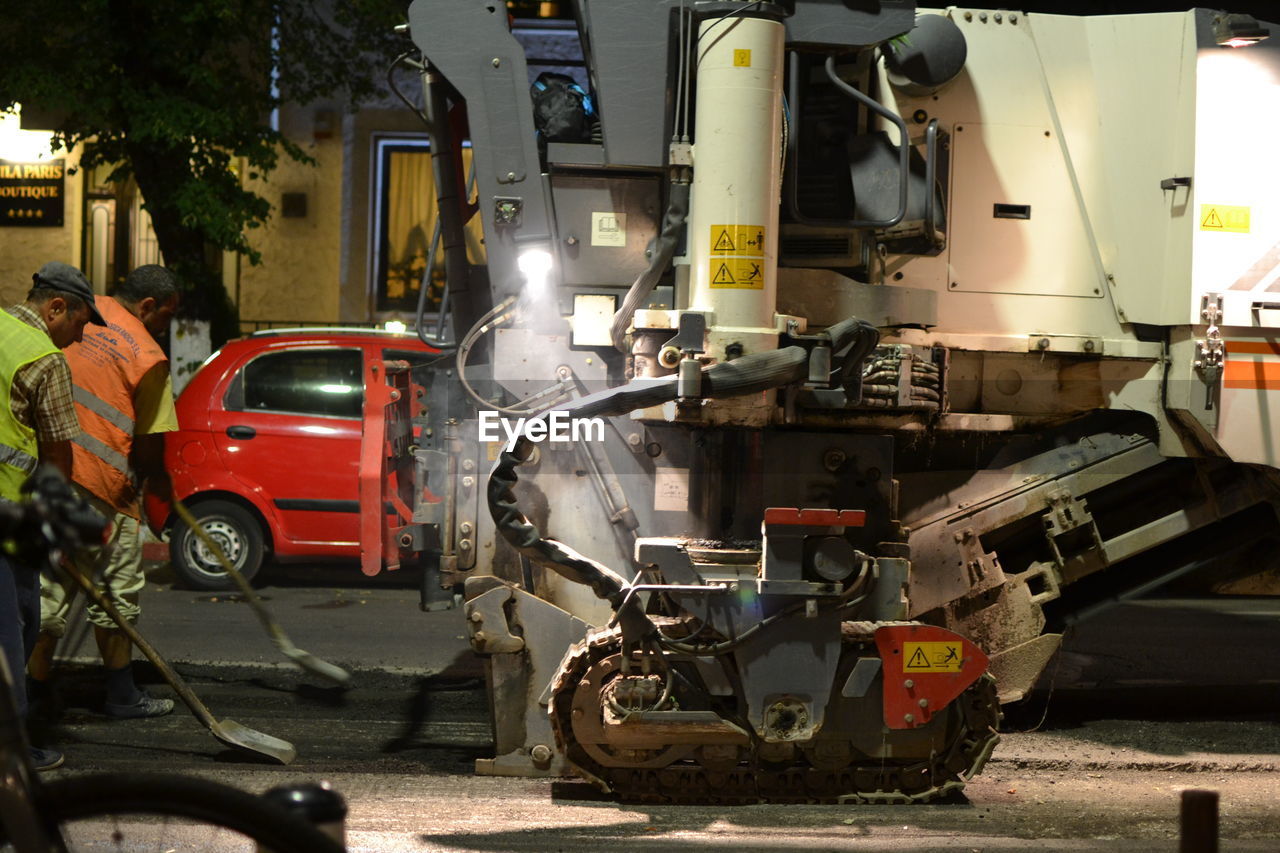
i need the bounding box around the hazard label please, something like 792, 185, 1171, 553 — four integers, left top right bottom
1201, 204, 1250, 234
710, 225, 766, 256
902, 641, 964, 672
710, 258, 765, 289
733, 49, 752, 68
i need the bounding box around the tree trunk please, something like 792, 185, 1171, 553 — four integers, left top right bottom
126, 141, 239, 345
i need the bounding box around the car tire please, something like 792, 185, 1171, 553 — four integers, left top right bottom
169, 499, 266, 591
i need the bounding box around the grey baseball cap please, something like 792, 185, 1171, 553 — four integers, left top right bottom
32, 262, 107, 326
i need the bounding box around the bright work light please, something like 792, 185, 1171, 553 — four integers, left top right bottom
517, 248, 554, 301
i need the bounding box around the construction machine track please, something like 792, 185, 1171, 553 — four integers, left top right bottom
549, 626, 1002, 804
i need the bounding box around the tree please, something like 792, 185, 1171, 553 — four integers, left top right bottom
0, 0, 407, 340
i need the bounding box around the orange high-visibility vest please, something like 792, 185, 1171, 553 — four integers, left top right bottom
64, 296, 166, 517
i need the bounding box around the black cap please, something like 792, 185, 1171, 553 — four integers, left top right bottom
32, 262, 106, 326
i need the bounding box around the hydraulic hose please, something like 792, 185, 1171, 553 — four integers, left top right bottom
825, 315, 880, 399
609, 181, 691, 352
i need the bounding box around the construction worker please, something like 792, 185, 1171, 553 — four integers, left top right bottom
29, 265, 180, 720
1, 261, 105, 770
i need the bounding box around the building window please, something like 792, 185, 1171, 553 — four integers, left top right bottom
370, 136, 481, 317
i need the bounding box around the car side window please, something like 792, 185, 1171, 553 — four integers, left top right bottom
230, 348, 363, 418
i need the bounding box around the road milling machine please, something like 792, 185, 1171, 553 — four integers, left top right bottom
378, 2, 1280, 802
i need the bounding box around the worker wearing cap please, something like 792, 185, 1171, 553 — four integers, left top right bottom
28, 265, 181, 720
1, 261, 104, 770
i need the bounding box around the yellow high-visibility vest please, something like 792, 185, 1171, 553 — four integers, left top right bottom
0, 310, 59, 502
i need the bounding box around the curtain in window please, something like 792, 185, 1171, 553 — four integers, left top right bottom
380, 147, 484, 313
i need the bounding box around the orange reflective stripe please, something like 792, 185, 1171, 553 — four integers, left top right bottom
1224, 340, 1280, 356
1223, 360, 1280, 389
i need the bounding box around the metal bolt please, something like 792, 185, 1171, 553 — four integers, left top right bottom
994, 12, 1002, 23
1037, 337, 1051, 350
627, 433, 643, 448
459, 539, 472, 551
565, 235, 578, 246
399, 533, 414, 548
462, 459, 475, 472
964, 10, 972, 21
1010, 14, 1018, 24
469, 610, 484, 622
460, 522, 473, 535
1084, 340, 1096, 353
918, 698, 929, 708
462, 476, 475, 489
904, 713, 915, 723
530, 744, 553, 764
903, 680, 914, 689
505, 171, 516, 182
491, 57, 501, 68
979, 12, 987, 23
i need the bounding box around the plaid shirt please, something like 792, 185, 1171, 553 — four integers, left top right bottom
5, 304, 81, 443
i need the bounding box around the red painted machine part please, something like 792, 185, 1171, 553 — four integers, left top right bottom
762, 507, 866, 527
873, 624, 989, 730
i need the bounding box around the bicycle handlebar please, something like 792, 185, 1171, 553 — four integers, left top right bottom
0, 467, 109, 567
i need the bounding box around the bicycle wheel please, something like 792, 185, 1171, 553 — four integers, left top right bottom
3, 772, 345, 852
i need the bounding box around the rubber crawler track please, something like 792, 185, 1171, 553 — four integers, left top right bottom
550, 626, 1002, 804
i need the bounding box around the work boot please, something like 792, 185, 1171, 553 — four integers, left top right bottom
29, 746, 64, 771
104, 692, 174, 719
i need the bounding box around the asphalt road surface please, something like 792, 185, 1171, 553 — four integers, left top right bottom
23, 562, 1280, 851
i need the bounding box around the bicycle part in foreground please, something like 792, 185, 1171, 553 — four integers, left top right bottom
12, 772, 344, 852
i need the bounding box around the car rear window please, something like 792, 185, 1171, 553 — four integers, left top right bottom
232, 348, 363, 418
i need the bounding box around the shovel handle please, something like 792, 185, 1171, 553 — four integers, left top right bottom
58, 562, 220, 730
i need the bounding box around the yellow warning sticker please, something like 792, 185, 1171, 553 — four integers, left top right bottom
710, 224, 766, 256
1201, 204, 1250, 233
902, 641, 964, 672
733, 49, 751, 67
710, 258, 765, 289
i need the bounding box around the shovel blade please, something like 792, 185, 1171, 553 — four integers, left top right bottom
211, 718, 297, 765
280, 647, 350, 686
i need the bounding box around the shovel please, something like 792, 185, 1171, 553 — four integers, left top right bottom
58, 562, 297, 764
170, 496, 350, 686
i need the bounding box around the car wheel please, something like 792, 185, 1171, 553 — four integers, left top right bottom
169, 499, 266, 591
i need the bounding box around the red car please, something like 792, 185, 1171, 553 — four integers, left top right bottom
148, 328, 439, 589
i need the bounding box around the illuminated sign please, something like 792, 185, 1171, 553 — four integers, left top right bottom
0, 158, 64, 227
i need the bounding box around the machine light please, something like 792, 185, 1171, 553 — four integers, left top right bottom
1214, 13, 1270, 48
517, 248, 554, 301
384, 319, 408, 333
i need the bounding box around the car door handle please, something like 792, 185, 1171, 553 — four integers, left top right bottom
226, 425, 256, 439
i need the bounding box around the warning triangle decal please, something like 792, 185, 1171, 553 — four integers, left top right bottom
712, 263, 736, 285
1202, 208, 1223, 229
905, 647, 931, 669
713, 230, 736, 252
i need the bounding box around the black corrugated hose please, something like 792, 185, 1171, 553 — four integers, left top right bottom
486, 319, 878, 605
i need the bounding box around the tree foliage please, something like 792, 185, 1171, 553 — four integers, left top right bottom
0, 0, 408, 327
